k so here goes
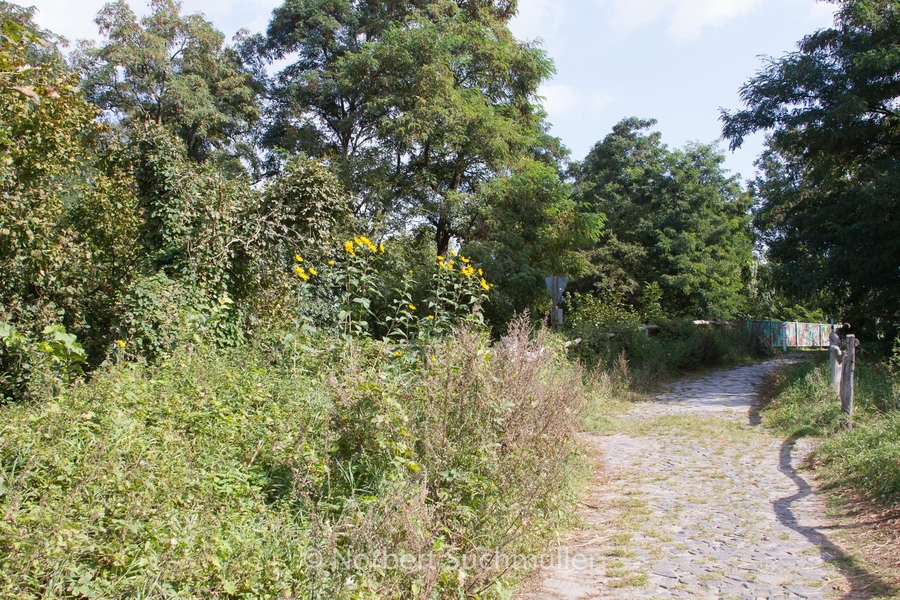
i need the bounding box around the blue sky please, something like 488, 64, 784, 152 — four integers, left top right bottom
26, 0, 836, 184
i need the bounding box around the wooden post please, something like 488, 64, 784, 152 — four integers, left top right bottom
840, 335, 858, 425
829, 330, 842, 394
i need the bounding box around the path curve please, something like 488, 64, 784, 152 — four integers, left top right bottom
514, 358, 878, 600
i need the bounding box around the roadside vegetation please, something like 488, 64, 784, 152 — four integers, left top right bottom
3, 0, 900, 596
763, 352, 900, 505
0, 320, 603, 598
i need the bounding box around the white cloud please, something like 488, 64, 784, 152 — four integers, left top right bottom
27, 0, 281, 45
807, 1, 837, 27
510, 0, 569, 41
28, 0, 109, 45
599, 0, 770, 41
538, 83, 616, 122
668, 0, 768, 40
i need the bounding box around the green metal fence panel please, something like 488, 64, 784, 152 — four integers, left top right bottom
744, 320, 831, 348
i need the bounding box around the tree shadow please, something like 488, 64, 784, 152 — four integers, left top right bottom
774, 436, 896, 599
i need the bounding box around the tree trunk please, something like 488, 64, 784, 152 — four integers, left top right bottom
435, 216, 451, 256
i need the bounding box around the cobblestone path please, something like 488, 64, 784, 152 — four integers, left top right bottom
514, 358, 885, 599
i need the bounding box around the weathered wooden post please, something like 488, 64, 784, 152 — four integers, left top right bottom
828, 329, 842, 394
840, 334, 859, 426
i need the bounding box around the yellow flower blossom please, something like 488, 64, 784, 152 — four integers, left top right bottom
344, 241, 355, 255
379, 242, 385, 253
428, 315, 435, 320
356, 235, 377, 252
478, 268, 483, 276
328, 260, 335, 266
461, 265, 475, 278
480, 278, 490, 291
460, 256, 470, 263
294, 254, 303, 263
116, 339, 126, 348
295, 266, 309, 280
308, 267, 318, 276
431, 356, 437, 362
436, 255, 444, 261
394, 351, 402, 357
450, 250, 457, 257
408, 304, 416, 311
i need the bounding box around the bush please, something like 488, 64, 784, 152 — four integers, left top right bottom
565, 293, 764, 387
0, 319, 593, 598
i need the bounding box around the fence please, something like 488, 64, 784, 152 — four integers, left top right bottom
744, 320, 857, 425
744, 320, 832, 349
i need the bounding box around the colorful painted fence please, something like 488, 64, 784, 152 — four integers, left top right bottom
744, 320, 832, 348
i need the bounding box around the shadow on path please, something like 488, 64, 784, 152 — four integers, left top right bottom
774, 436, 895, 599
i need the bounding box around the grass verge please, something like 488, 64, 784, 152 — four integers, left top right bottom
762, 354, 900, 504
761, 353, 900, 592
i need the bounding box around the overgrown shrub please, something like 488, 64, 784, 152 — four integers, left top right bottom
565, 292, 763, 386
0, 319, 593, 598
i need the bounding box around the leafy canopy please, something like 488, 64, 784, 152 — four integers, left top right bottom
721, 0, 900, 332
75, 0, 260, 161
572, 118, 754, 319
262, 0, 555, 253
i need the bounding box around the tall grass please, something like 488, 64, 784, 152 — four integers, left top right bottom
763, 355, 900, 504
0, 320, 598, 598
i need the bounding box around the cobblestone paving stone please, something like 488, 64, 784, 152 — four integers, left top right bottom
514, 358, 873, 600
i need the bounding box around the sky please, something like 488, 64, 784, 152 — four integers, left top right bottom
23, 0, 837, 185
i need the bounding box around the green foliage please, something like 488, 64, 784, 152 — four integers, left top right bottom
296, 238, 492, 353
0, 320, 29, 402
262, 0, 557, 253
76, 0, 260, 161
763, 357, 900, 504
0, 321, 88, 402
37, 325, 87, 378
114, 272, 244, 360
572, 118, 754, 319
566, 293, 764, 387
0, 322, 591, 598
0, 4, 135, 364
722, 0, 900, 337
259, 156, 351, 246
463, 158, 604, 329
258, 0, 407, 193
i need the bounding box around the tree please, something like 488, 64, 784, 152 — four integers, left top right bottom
259, 0, 421, 200
572, 118, 753, 319
462, 158, 603, 327
721, 0, 900, 333
75, 0, 259, 162
0, 2, 142, 366
262, 0, 556, 253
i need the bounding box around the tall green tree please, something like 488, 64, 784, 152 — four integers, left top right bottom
262, 0, 555, 253
463, 158, 603, 327
259, 0, 422, 200
572, 118, 753, 319
75, 0, 260, 162
722, 0, 900, 333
